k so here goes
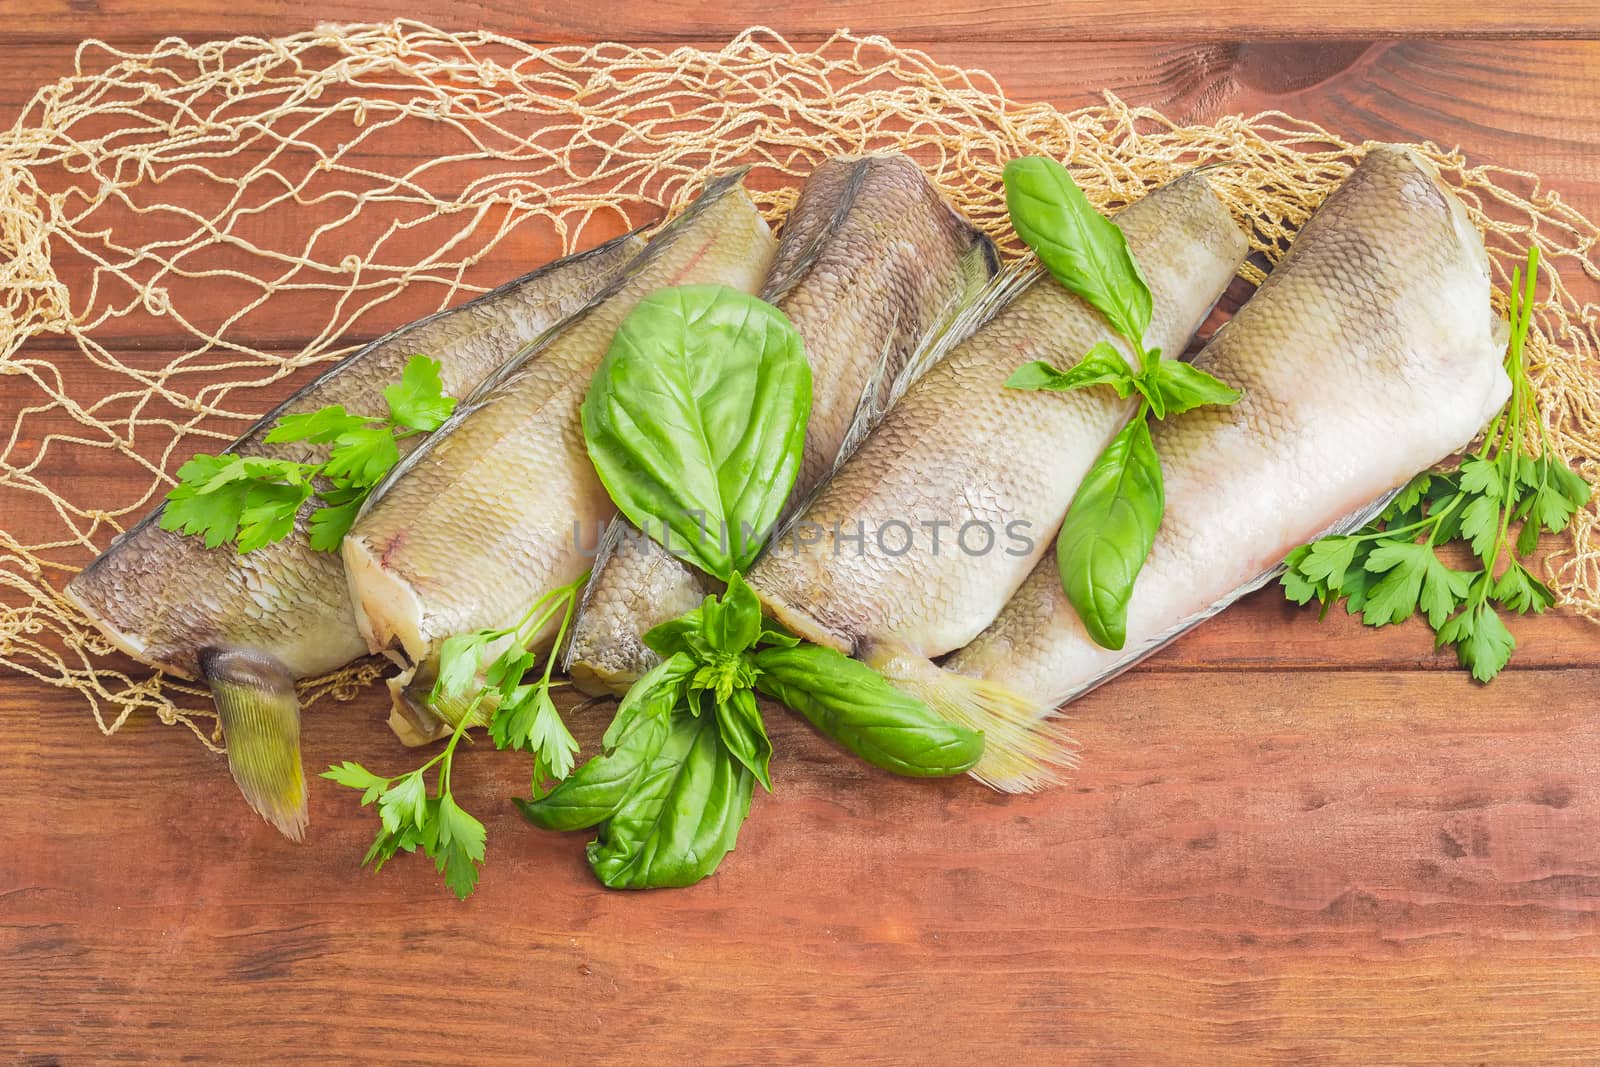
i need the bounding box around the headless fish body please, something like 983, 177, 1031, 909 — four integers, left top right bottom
744, 172, 1250, 787
62, 231, 646, 838
342, 171, 777, 738
565, 153, 998, 696
945, 145, 1512, 788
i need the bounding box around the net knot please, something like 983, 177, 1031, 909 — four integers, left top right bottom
0, 162, 73, 363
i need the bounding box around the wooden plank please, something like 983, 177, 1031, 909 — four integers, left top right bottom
7, 39, 1599, 190
6, 668, 1599, 1061
9, 1, 1600, 44
2, 40, 1595, 349
5, 22, 1600, 1064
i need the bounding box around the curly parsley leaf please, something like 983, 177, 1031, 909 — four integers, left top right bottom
264, 405, 372, 445
432, 795, 487, 900
1436, 601, 1516, 683
322, 710, 486, 898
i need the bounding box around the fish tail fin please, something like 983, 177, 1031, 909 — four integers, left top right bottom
200, 648, 308, 841
382, 659, 491, 747
864, 641, 1079, 793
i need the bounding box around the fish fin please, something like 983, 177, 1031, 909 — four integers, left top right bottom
887, 255, 1036, 413
560, 514, 634, 674
1041, 485, 1408, 713
200, 648, 308, 841
382, 662, 453, 747
759, 157, 872, 305
359, 168, 755, 519
863, 640, 1078, 793
825, 245, 1024, 484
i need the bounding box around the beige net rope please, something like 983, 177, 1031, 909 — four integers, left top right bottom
2, 22, 1597, 748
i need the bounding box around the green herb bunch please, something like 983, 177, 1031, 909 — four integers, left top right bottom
321, 572, 589, 898
1000, 157, 1243, 650
517, 574, 977, 887
535, 285, 979, 889
324, 285, 982, 896
161, 354, 457, 552
1283, 249, 1589, 681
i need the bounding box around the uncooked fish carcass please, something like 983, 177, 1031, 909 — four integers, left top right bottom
744, 171, 1249, 786
946, 145, 1511, 788
342, 170, 777, 740
63, 230, 645, 837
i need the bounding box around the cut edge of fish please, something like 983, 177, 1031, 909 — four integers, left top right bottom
342, 530, 427, 665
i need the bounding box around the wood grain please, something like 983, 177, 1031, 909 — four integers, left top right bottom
8, 0, 1600, 44
7, 670, 1600, 1063
4, 15, 1600, 1066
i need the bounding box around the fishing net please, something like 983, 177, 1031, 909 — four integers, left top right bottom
2, 22, 1597, 749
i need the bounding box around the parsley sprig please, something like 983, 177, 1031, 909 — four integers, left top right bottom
1002, 156, 1243, 650
321, 573, 588, 898
431, 572, 589, 794
1283, 248, 1590, 681
322, 714, 487, 899
160, 354, 456, 552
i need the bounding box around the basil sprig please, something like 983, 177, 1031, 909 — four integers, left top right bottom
517, 577, 773, 888
521, 575, 982, 887
1003, 157, 1241, 650
529, 282, 981, 890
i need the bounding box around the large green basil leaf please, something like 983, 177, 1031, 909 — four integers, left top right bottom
515, 652, 693, 832
582, 285, 811, 580
1003, 156, 1151, 349
1055, 418, 1164, 651
753, 644, 982, 777
587, 709, 755, 890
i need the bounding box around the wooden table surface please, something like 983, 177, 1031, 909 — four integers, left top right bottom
6, 4, 1600, 1064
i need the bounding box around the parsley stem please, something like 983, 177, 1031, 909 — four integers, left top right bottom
437, 701, 476, 797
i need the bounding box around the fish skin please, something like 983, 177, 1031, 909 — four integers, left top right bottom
565, 153, 999, 696
744, 172, 1249, 665
63, 230, 645, 680
61, 229, 644, 837
342, 171, 778, 697
945, 145, 1512, 788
